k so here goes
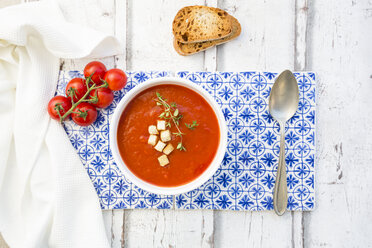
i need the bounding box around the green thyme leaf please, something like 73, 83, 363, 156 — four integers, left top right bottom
185, 120, 199, 130
154, 93, 197, 152
177, 142, 186, 151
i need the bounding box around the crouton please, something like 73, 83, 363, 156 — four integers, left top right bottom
158, 154, 169, 166
154, 140, 166, 152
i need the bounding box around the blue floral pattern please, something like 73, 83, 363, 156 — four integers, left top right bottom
57, 71, 173, 209
57, 70, 315, 211
175, 72, 315, 211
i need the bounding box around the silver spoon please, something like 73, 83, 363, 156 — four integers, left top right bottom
269, 70, 299, 216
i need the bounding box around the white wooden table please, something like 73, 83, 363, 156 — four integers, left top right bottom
1, 0, 372, 247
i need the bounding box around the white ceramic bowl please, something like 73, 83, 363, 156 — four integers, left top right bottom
110, 77, 227, 195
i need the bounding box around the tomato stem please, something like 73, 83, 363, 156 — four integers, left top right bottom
59, 73, 108, 123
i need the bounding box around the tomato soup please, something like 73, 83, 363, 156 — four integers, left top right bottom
117, 84, 220, 187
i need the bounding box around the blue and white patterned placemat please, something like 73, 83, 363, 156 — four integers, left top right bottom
57, 70, 315, 211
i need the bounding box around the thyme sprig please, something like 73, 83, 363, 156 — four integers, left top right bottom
185, 120, 199, 130
154, 92, 199, 152
56, 73, 108, 123
154, 92, 186, 151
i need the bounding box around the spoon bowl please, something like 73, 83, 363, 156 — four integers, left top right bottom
269, 70, 299, 216
269, 70, 299, 123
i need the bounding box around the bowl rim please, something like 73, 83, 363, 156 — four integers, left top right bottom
110, 77, 227, 195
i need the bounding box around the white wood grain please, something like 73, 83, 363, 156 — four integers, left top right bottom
303, 0, 372, 247
214, 1, 297, 247
1, 0, 372, 247
122, 209, 214, 248
54, 1, 121, 246
217, 0, 295, 72
122, 1, 216, 247
291, 0, 309, 247
127, 0, 206, 71
204, 0, 218, 72
295, 0, 309, 71
111, 0, 127, 247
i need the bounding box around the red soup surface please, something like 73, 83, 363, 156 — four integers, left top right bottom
117, 84, 220, 187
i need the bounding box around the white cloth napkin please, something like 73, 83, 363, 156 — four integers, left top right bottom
0, 1, 122, 247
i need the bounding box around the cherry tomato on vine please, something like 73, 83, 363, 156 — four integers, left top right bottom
71, 103, 97, 126
47, 96, 72, 121
84, 61, 107, 85
89, 87, 114, 108
65, 78, 87, 102
104, 68, 127, 91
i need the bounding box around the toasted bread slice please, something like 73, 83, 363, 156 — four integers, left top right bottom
173, 6, 232, 43
174, 16, 241, 56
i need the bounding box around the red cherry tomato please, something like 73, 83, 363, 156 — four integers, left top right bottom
65, 78, 87, 102
84, 61, 107, 85
104, 69, 127, 91
89, 87, 114, 108
71, 103, 97, 126
47, 96, 72, 120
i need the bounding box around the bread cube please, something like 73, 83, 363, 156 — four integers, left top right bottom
160, 130, 171, 142
158, 154, 169, 167
148, 125, 158, 135
157, 120, 166, 131
163, 143, 174, 155
154, 140, 166, 152
147, 135, 158, 146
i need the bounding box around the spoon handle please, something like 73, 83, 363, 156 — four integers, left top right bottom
273, 123, 288, 215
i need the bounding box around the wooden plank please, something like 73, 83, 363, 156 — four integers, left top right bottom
292, 212, 304, 248
294, 0, 309, 71
126, 0, 206, 71
102, 210, 114, 244
204, 0, 218, 72
215, 211, 295, 247
110, 210, 125, 248
214, 0, 296, 247
217, 0, 295, 72
57, 1, 214, 247
303, 0, 372, 247
114, 0, 127, 69
292, 0, 309, 247
111, 0, 127, 247
122, 209, 214, 248
56, 0, 120, 246
5, 1, 371, 247
122, 1, 216, 247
